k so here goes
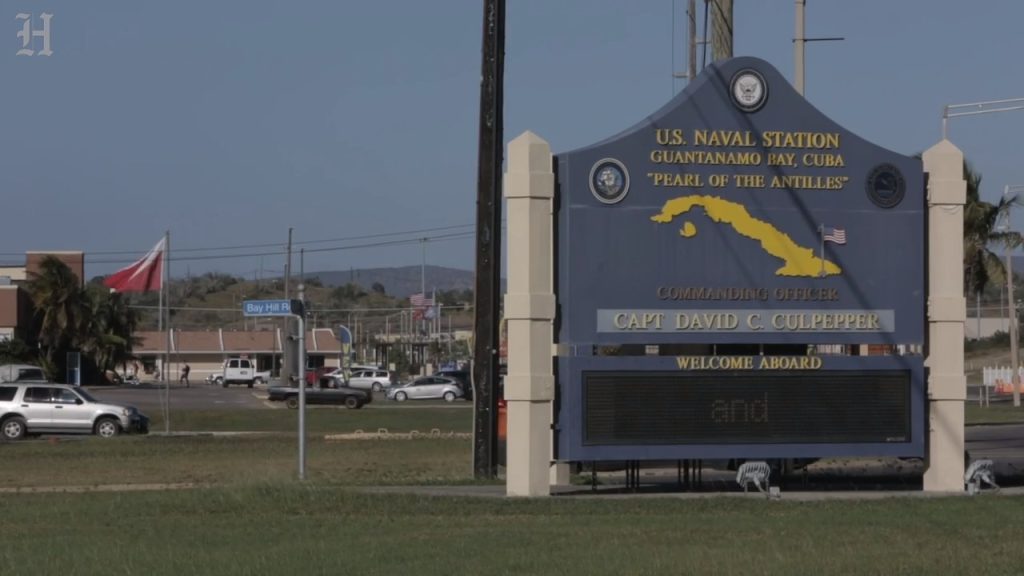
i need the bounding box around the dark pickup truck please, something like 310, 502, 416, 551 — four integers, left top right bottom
266, 385, 371, 410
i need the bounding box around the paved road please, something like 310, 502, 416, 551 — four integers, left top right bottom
966, 423, 1024, 479
89, 384, 268, 412
86, 384, 473, 413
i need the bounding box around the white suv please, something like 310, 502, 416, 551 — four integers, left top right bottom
0, 383, 149, 440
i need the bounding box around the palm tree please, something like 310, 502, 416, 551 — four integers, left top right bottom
26, 256, 89, 380
81, 286, 138, 373
963, 162, 1022, 298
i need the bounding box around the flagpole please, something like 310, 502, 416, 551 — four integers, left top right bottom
818, 224, 825, 278
156, 233, 165, 432
164, 230, 171, 434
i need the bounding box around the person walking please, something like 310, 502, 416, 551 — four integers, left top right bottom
180, 363, 191, 388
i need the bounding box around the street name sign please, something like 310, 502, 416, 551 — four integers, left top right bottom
243, 299, 304, 317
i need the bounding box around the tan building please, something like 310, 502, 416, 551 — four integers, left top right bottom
0, 251, 85, 343
133, 328, 344, 382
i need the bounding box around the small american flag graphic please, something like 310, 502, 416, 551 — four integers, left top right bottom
410, 293, 433, 307
822, 226, 847, 245
410, 292, 435, 320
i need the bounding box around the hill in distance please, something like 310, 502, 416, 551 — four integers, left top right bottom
308, 265, 503, 299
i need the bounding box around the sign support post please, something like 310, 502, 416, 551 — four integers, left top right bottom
922, 140, 967, 492
504, 132, 556, 497
243, 298, 307, 480
297, 283, 306, 481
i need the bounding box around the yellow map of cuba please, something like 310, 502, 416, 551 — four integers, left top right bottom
650, 195, 841, 278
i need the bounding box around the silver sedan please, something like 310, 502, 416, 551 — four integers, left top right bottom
386, 376, 464, 402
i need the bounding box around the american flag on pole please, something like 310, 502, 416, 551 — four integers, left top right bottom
822, 226, 847, 245
410, 292, 434, 320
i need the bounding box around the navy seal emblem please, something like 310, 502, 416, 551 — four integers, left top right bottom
730, 69, 768, 113
866, 164, 906, 208
589, 159, 629, 204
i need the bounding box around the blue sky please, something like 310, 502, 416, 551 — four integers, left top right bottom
3, 1, 1023, 278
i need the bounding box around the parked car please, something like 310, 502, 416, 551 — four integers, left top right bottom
435, 370, 472, 401
0, 383, 149, 440
267, 384, 371, 410
343, 369, 392, 392
0, 364, 47, 384
386, 376, 464, 402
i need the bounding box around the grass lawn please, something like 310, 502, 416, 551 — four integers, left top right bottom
0, 435, 475, 487
965, 403, 1024, 425
1, 485, 1023, 576
4, 400, 1024, 575
148, 406, 472, 434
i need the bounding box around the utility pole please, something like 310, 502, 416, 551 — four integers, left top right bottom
285, 228, 292, 300
421, 238, 428, 337
710, 0, 733, 62
671, 0, 699, 88
792, 1, 843, 96
688, 0, 697, 80
1007, 247, 1019, 407
795, 0, 805, 95
473, 0, 505, 479
1006, 185, 1024, 407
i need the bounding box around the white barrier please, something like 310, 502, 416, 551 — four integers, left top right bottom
982, 366, 1023, 389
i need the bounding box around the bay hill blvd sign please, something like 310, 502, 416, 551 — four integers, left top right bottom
241, 297, 309, 481
243, 299, 304, 317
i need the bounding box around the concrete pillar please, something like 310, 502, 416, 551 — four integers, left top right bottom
503, 131, 555, 497
922, 140, 967, 492
549, 463, 571, 486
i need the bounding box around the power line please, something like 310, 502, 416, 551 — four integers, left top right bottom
84, 231, 476, 265
129, 304, 474, 313
0, 222, 477, 257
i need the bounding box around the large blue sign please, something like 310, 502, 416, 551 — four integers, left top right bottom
558, 58, 923, 347
554, 57, 925, 461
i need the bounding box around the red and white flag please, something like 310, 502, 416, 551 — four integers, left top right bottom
103, 237, 165, 293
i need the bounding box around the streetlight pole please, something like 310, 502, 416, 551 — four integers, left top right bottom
792, 0, 843, 97
942, 98, 1024, 139
937, 101, 1024, 409
1004, 184, 1024, 407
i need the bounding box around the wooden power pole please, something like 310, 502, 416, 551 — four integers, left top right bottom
710, 0, 733, 62
472, 0, 505, 479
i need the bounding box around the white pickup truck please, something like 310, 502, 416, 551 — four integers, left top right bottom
212, 358, 270, 388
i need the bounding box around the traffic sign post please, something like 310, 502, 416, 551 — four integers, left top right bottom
243, 299, 308, 480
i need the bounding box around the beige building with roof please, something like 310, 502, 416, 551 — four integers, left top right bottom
133, 328, 344, 382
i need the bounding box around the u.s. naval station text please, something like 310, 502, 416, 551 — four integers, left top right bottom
647, 128, 849, 191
